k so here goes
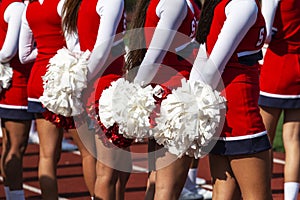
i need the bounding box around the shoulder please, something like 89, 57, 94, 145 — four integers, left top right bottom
5, 2, 25, 20
96, 0, 124, 14
156, 0, 187, 17
226, 0, 257, 13
7, 1, 25, 10
225, 0, 258, 18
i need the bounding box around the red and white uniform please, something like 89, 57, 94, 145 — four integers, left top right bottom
134, 0, 200, 89
0, 0, 33, 120
259, 0, 300, 109
19, 0, 77, 113
190, 0, 270, 155
77, 0, 125, 107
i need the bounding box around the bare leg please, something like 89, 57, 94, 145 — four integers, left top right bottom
209, 154, 241, 200
70, 127, 96, 196
145, 138, 157, 200
145, 171, 156, 200
1, 125, 8, 184
36, 115, 63, 200
282, 109, 300, 183
259, 106, 282, 144
94, 160, 118, 200
93, 135, 131, 200
154, 152, 192, 200
260, 106, 282, 177
116, 146, 131, 200
1, 119, 31, 190
230, 151, 272, 200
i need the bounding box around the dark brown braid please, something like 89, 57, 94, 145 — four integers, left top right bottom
124, 0, 150, 73
61, 0, 82, 35
196, 0, 221, 44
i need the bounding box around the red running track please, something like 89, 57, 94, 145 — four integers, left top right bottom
0, 135, 298, 200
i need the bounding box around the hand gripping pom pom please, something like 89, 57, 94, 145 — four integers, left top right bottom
153, 79, 226, 158
99, 78, 162, 140
0, 62, 13, 93
39, 48, 90, 117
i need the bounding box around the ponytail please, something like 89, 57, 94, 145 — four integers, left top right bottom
196, 0, 221, 44
61, 0, 82, 35
125, 0, 150, 73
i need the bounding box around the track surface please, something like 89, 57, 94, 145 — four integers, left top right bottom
0, 134, 298, 200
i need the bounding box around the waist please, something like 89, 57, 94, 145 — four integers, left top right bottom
228, 50, 263, 66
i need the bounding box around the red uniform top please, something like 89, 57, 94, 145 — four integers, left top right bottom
269, 0, 300, 54
207, 0, 266, 68
26, 0, 66, 100
0, 0, 32, 107
77, 0, 125, 75
77, 0, 125, 104
259, 0, 300, 97
206, 0, 266, 139
145, 0, 200, 68
143, 0, 200, 87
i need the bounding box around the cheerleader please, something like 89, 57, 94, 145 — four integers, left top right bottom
189, 0, 273, 198
62, 0, 131, 199
259, 0, 300, 199
0, 0, 32, 199
125, 0, 201, 199
18, 0, 78, 199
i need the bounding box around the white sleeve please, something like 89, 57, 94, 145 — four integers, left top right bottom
57, 0, 80, 52
261, 0, 279, 43
86, 0, 124, 81
0, 2, 24, 63
19, 6, 37, 64
133, 0, 187, 85
189, 0, 258, 89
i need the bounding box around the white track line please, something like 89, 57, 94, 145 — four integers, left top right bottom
0, 176, 68, 200
273, 158, 285, 165
72, 151, 287, 172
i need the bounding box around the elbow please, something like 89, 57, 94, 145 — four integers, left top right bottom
0, 51, 16, 63
19, 54, 29, 64
18, 55, 26, 64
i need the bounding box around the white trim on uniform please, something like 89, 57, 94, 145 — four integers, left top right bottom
237, 49, 261, 57
0, 104, 28, 109
185, 0, 194, 15
28, 97, 41, 102
217, 131, 267, 141
260, 91, 300, 99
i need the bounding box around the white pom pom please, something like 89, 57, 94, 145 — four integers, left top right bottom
39, 47, 90, 117
154, 78, 226, 158
99, 78, 160, 140
99, 78, 134, 128
0, 62, 13, 92
123, 84, 161, 139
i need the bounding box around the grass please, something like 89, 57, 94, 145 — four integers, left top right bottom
273, 113, 284, 152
